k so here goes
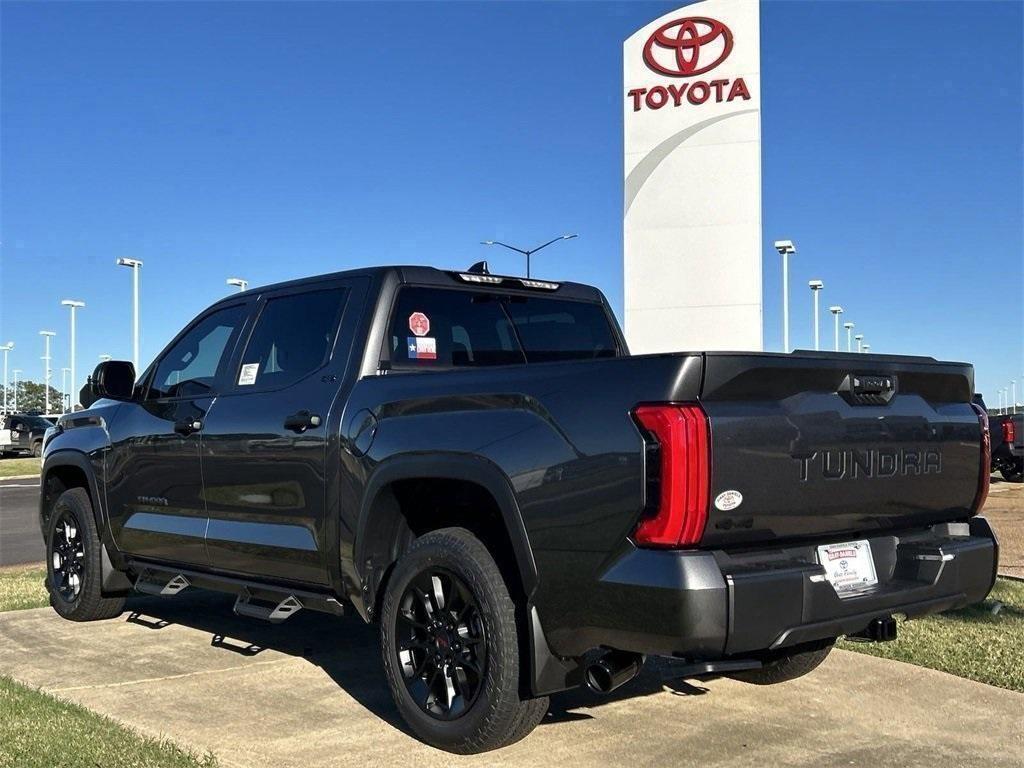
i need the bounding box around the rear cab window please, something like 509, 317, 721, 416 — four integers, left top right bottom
387, 286, 620, 370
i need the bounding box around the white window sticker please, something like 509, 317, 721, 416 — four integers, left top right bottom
238, 363, 260, 386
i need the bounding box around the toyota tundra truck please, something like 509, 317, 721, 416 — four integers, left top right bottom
39, 264, 997, 753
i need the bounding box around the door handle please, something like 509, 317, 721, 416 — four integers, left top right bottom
284, 410, 322, 433
174, 418, 203, 436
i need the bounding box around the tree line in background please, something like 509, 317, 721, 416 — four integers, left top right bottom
1, 381, 66, 414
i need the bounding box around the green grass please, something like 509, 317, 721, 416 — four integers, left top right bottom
840, 577, 1024, 693
0, 676, 218, 768
0, 566, 48, 611
0, 457, 40, 478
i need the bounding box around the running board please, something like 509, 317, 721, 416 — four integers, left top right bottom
134, 571, 190, 596
123, 559, 345, 618
233, 591, 303, 623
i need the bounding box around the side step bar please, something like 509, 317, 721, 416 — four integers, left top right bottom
233, 592, 303, 623
126, 560, 345, 619
134, 571, 190, 596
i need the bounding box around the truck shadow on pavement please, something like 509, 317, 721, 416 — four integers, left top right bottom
119, 589, 711, 734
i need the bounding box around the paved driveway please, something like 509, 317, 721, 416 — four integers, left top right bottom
1, 591, 1021, 768
0, 477, 43, 566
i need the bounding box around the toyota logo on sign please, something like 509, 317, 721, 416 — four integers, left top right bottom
643, 17, 733, 77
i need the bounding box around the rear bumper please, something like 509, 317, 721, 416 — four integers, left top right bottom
586, 517, 998, 658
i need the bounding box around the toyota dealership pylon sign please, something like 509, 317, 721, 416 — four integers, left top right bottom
624, 0, 762, 353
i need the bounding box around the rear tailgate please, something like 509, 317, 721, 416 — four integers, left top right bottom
699, 352, 984, 547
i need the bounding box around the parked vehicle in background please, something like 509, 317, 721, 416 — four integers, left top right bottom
0, 413, 52, 457
39, 265, 998, 753
989, 412, 1023, 482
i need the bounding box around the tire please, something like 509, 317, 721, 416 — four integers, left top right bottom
1000, 462, 1023, 483
728, 641, 833, 685
45, 488, 125, 622
31, 440, 42, 458
380, 527, 548, 754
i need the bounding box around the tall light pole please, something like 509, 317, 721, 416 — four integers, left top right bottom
829, 306, 843, 352
226, 277, 248, 293
774, 240, 797, 352
480, 233, 578, 278
808, 280, 824, 351
61, 368, 70, 414
40, 331, 56, 414
61, 300, 85, 409
0, 342, 12, 414
11, 369, 22, 411
843, 322, 855, 353
854, 333, 864, 353
862, 344, 871, 354
99, 354, 112, 362
116, 258, 143, 370
1011, 380, 1017, 414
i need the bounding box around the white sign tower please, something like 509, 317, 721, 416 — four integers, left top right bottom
624, 0, 762, 353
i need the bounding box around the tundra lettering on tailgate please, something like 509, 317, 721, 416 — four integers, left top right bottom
795, 448, 942, 482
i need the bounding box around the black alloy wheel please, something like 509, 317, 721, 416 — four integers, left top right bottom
50, 508, 86, 603
395, 568, 487, 720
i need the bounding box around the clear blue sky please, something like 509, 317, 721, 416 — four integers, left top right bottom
2, 1, 1021, 403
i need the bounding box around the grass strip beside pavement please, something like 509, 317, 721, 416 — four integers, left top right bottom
839, 577, 1024, 693
0, 676, 218, 768
0, 566, 48, 611
0, 457, 40, 478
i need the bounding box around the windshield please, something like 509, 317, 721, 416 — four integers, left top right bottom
22, 416, 53, 430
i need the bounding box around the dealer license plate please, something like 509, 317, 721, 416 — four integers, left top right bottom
816, 539, 878, 596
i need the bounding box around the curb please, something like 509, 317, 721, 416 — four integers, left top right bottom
0, 475, 40, 482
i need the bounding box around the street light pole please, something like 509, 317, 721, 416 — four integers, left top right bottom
480, 234, 578, 278
11, 370, 21, 411
774, 240, 797, 352
40, 331, 56, 414
1012, 380, 1017, 414
61, 368, 70, 414
226, 277, 248, 293
61, 300, 85, 409
862, 344, 871, 354
829, 306, 843, 352
808, 280, 824, 351
116, 258, 143, 371
843, 322, 854, 353
0, 342, 12, 414
854, 334, 864, 353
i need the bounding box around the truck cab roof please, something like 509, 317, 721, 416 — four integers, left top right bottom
212, 265, 607, 305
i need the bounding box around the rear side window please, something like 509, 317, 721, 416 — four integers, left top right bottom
387, 287, 619, 368
149, 304, 248, 399
237, 288, 347, 388
389, 288, 524, 368
505, 297, 619, 363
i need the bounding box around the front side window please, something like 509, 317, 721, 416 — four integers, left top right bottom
236, 288, 347, 389
149, 304, 248, 399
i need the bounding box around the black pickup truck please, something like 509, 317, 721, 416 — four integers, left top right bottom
40, 265, 997, 753
1, 413, 52, 457
989, 412, 1023, 481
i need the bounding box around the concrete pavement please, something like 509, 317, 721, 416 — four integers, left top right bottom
0, 476, 43, 566
1, 590, 1021, 768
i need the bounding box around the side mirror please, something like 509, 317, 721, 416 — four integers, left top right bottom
87, 360, 136, 404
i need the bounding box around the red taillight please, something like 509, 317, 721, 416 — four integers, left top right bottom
971, 403, 990, 513
632, 404, 710, 548
1003, 419, 1016, 446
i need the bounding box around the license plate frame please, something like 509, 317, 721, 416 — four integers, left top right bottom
816, 539, 878, 596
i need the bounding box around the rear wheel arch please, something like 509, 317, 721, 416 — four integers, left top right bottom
355, 455, 539, 621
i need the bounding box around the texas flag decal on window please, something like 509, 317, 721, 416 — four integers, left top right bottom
407, 336, 437, 360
